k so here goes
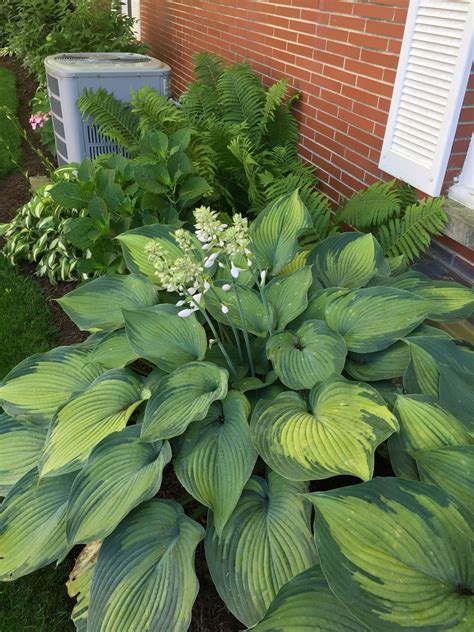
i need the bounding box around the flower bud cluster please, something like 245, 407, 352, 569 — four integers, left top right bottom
29, 111, 51, 130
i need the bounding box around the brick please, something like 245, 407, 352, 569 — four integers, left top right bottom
360, 49, 399, 69
356, 75, 395, 98
366, 19, 404, 39
316, 25, 349, 42
326, 40, 361, 60
342, 85, 379, 108
352, 3, 395, 21
329, 14, 366, 32
348, 31, 388, 52
345, 58, 384, 80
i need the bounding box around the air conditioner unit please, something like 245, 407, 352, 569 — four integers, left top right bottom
44, 52, 171, 165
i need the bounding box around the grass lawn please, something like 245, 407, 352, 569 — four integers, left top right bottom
0, 67, 22, 178
0, 255, 74, 631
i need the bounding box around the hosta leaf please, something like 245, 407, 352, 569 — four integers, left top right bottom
0, 469, 75, 580
389, 395, 472, 479
0, 412, 47, 496
0, 345, 105, 423
248, 565, 366, 631
66, 541, 101, 632
306, 477, 473, 631
117, 224, 183, 280
291, 288, 348, 328
66, 426, 172, 546
174, 391, 257, 535
264, 266, 312, 329
88, 499, 204, 632
439, 365, 474, 431
325, 287, 430, 352
141, 361, 228, 440
415, 445, 474, 512
251, 376, 398, 481
57, 274, 157, 332
345, 342, 409, 382
307, 232, 388, 289
205, 472, 317, 627
266, 320, 347, 390
381, 272, 474, 322
123, 304, 207, 371
206, 283, 275, 337
87, 329, 139, 368
250, 190, 312, 275
39, 369, 146, 477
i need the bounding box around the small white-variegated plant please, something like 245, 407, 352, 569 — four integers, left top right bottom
0, 191, 473, 631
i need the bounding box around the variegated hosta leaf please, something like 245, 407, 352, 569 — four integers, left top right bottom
123, 303, 207, 371
66, 541, 101, 632
381, 271, 474, 322
279, 249, 309, 275
415, 445, 474, 512
206, 283, 275, 337
57, 274, 157, 332
266, 320, 347, 390
389, 395, 472, 479
439, 365, 474, 432
0, 469, 75, 580
205, 472, 318, 627
250, 190, 312, 275
345, 342, 409, 382
251, 376, 398, 481
117, 223, 193, 280
307, 232, 388, 289
39, 369, 147, 477
0, 412, 47, 495
141, 361, 228, 441
87, 330, 139, 368
66, 426, 172, 546
264, 266, 312, 330
306, 477, 474, 631
325, 287, 431, 352
291, 287, 348, 329
0, 345, 105, 423
174, 391, 257, 535
247, 565, 366, 632
88, 499, 204, 632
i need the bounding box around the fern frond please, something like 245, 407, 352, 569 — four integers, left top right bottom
336, 180, 401, 228
77, 88, 140, 152
264, 98, 299, 148
228, 135, 263, 206
259, 79, 289, 140
192, 52, 224, 90
217, 62, 266, 142
396, 181, 418, 209
378, 197, 448, 262
181, 81, 220, 120
131, 86, 188, 135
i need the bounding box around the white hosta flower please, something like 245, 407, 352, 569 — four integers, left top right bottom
260, 270, 267, 284
222, 283, 231, 292
230, 261, 245, 279
208, 338, 216, 348
204, 252, 219, 269
194, 206, 227, 244
221, 304, 229, 314
178, 308, 196, 318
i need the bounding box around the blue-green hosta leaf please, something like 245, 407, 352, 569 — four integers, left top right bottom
247, 565, 366, 631
250, 190, 312, 275
87, 329, 139, 368
439, 365, 474, 432
291, 287, 348, 328
88, 499, 204, 632
174, 391, 257, 535
325, 287, 431, 352
123, 303, 207, 371
57, 274, 157, 332
39, 369, 147, 477
117, 223, 184, 280
389, 395, 472, 480
66, 426, 172, 546
251, 376, 398, 481
415, 445, 474, 512
66, 542, 101, 632
0, 469, 75, 580
0, 345, 105, 424
306, 478, 473, 631
205, 472, 317, 627
345, 342, 410, 382
0, 412, 47, 496
381, 272, 474, 322
264, 266, 313, 330
141, 361, 228, 441
266, 320, 347, 390
307, 232, 388, 289
206, 283, 275, 337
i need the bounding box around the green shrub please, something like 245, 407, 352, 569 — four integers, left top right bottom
0, 68, 21, 178
0, 192, 472, 630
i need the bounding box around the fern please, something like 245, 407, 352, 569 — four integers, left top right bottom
336, 180, 401, 228
131, 86, 187, 135
181, 81, 220, 120
78, 88, 140, 152
396, 181, 418, 209
378, 197, 448, 262
258, 79, 289, 140
264, 97, 300, 149
228, 135, 263, 207
192, 51, 224, 91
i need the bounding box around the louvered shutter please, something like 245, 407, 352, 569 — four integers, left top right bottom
379, 0, 473, 196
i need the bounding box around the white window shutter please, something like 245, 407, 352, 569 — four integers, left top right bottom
379, 0, 473, 196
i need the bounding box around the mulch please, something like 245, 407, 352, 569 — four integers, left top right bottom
0, 56, 241, 631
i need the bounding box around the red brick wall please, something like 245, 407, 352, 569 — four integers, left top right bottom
140, 0, 472, 206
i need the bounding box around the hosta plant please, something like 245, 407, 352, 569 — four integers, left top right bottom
0, 192, 473, 630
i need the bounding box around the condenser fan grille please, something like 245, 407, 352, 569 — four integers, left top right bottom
55, 54, 152, 63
